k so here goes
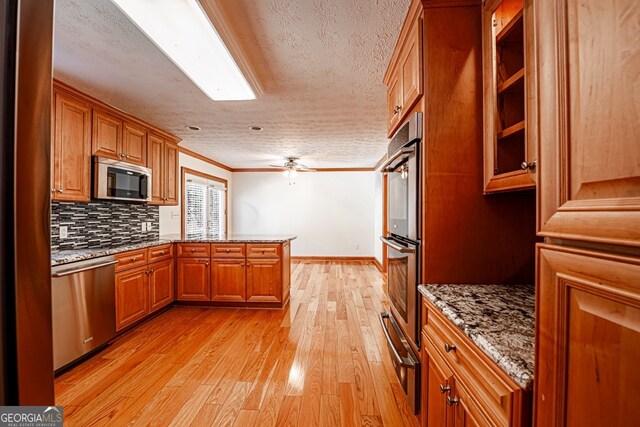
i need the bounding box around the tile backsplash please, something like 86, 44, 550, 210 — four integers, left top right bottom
51, 201, 159, 251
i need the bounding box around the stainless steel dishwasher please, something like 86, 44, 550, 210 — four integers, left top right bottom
51, 255, 117, 371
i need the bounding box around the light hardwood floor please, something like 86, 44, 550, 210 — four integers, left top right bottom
55, 261, 419, 426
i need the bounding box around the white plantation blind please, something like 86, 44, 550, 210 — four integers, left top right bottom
185, 175, 226, 237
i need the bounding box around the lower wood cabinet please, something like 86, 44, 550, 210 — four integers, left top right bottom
115, 266, 149, 331
211, 259, 246, 302
149, 259, 174, 312
176, 257, 210, 301
247, 258, 281, 303
536, 245, 640, 426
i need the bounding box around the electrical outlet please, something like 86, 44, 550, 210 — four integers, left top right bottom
141, 222, 147, 232
147, 222, 152, 231
59, 226, 68, 239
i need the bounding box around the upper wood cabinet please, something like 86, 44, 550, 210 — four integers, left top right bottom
482, 0, 536, 193
384, 0, 423, 137
52, 90, 92, 202
536, 245, 640, 426
92, 109, 122, 160
122, 122, 147, 166
147, 133, 178, 206
536, 0, 640, 247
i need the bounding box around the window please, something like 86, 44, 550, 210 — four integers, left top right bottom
182, 168, 227, 237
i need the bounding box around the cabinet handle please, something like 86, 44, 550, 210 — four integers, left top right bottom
520, 160, 537, 170
58, 189, 64, 193
444, 343, 456, 352
241, 263, 245, 267
393, 105, 402, 114
261, 250, 265, 254
446, 395, 459, 406
226, 249, 230, 253
150, 269, 154, 273
191, 249, 196, 252
439, 384, 451, 394
131, 257, 137, 261
205, 262, 209, 266
160, 251, 165, 255
120, 153, 126, 158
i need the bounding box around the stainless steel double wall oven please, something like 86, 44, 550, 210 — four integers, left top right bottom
380, 112, 422, 414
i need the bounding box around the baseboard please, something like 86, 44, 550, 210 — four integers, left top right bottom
292, 256, 376, 264
373, 258, 383, 272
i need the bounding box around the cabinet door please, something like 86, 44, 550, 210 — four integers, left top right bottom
400, 18, 422, 120
122, 122, 147, 166
149, 259, 174, 312
537, 0, 640, 246
53, 91, 92, 202
115, 266, 149, 331
211, 259, 246, 302
386, 73, 402, 137
536, 245, 640, 427
176, 258, 210, 301
92, 109, 122, 160
453, 383, 485, 427
422, 333, 453, 427
164, 142, 179, 205
246, 259, 281, 303
147, 133, 164, 205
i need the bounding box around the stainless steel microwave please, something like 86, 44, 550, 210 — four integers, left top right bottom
93, 157, 152, 202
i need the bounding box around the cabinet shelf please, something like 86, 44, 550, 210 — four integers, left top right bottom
498, 68, 524, 94
496, 9, 523, 43
497, 120, 525, 139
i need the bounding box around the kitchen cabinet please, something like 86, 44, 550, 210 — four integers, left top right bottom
148, 259, 174, 313
122, 122, 147, 166
482, 0, 536, 193
536, 245, 640, 426
147, 133, 179, 206
211, 259, 246, 302
176, 257, 210, 301
383, 3, 422, 137
421, 296, 531, 427
247, 259, 281, 303
92, 109, 123, 160
52, 89, 92, 202
115, 265, 149, 331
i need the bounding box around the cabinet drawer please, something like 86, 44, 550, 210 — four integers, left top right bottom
423, 298, 520, 426
176, 243, 210, 258
148, 243, 173, 263
115, 248, 148, 272
247, 243, 280, 259
211, 243, 245, 259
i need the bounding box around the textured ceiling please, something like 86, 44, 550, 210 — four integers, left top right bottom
53, 0, 410, 168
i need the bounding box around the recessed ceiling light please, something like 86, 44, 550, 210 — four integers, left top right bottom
110, 0, 256, 101
249, 126, 263, 131
186, 125, 201, 131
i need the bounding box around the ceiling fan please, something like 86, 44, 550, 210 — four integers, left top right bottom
268, 157, 316, 178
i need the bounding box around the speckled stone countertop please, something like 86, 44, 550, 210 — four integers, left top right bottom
51, 234, 297, 266
418, 283, 534, 390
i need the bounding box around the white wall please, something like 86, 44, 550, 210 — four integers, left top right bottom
373, 169, 383, 265
232, 172, 376, 257
159, 152, 233, 236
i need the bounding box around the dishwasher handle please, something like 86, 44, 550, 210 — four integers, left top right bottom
52, 260, 118, 277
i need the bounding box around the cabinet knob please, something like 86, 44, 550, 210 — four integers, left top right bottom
439, 384, 451, 394
226, 249, 230, 253
132, 257, 137, 261
520, 160, 537, 170
120, 153, 126, 158
191, 249, 196, 252
393, 105, 402, 114
160, 251, 165, 255
261, 250, 265, 254
58, 189, 64, 193
444, 343, 456, 353
205, 262, 209, 266
446, 395, 459, 406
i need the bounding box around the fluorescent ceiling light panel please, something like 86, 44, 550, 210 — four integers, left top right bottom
110, 0, 255, 101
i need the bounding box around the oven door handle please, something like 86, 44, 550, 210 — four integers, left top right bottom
379, 312, 416, 368
381, 147, 414, 172
380, 236, 416, 253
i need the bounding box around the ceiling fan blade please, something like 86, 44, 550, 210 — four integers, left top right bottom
268, 165, 286, 169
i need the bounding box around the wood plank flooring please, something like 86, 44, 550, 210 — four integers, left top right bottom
55, 261, 419, 427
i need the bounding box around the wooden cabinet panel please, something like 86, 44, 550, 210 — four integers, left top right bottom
53, 90, 92, 202
211, 259, 246, 302
177, 243, 210, 258
537, 0, 640, 246
453, 383, 485, 427
422, 332, 453, 427
148, 243, 173, 263
115, 248, 148, 272
164, 142, 179, 205
386, 74, 402, 136
282, 242, 291, 303
147, 133, 164, 205
246, 243, 280, 259
400, 17, 422, 120
212, 243, 245, 259
247, 259, 281, 303
122, 122, 147, 166
149, 259, 173, 312
176, 258, 210, 301
92, 109, 122, 160
115, 266, 149, 331
536, 245, 640, 427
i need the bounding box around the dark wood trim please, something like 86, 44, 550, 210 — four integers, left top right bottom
178, 146, 234, 172
180, 167, 228, 237
373, 258, 383, 272
53, 80, 180, 144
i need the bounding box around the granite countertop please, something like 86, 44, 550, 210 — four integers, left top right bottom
51, 234, 297, 266
418, 283, 534, 390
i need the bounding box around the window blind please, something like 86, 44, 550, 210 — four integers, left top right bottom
185, 177, 225, 237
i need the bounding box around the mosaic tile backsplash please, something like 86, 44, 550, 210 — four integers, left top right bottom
51, 201, 159, 251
